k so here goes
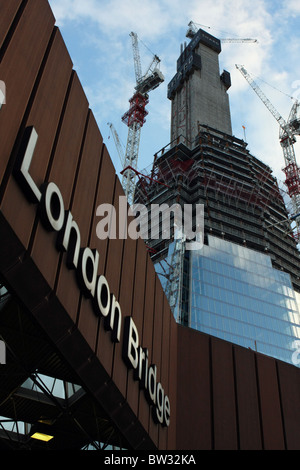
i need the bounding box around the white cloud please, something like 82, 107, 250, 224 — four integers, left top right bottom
282, 0, 300, 16
50, 0, 185, 38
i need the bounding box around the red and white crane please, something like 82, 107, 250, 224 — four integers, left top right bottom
120, 32, 164, 205
236, 64, 300, 242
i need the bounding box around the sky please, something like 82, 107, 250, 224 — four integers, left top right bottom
48, 0, 300, 214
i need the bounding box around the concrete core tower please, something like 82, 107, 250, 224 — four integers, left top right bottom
168, 29, 232, 145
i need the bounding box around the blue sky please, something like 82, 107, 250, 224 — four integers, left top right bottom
48, 0, 300, 215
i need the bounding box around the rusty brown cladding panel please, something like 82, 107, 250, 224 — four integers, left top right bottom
0, 0, 55, 183
1, 29, 73, 249
176, 326, 211, 450
167, 314, 177, 450
161, 296, 172, 388
141, 257, 156, 359
112, 229, 137, 397
30, 72, 89, 291
103, 177, 126, 294
211, 337, 238, 449
148, 278, 164, 444
137, 258, 156, 433
126, 238, 148, 416
24, 29, 73, 196
44, 72, 89, 204
96, 177, 125, 376
158, 296, 172, 450
89, 144, 116, 275
233, 345, 262, 450
176, 326, 300, 450
131, 237, 148, 333
152, 279, 164, 366
0, 0, 23, 49
277, 361, 300, 449
77, 144, 116, 351
101, 190, 136, 389
256, 354, 285, 449
55, 110, 103, 319
0, 0, 168, 450
133, 244, 154, 434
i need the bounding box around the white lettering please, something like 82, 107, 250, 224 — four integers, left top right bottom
123, 317, 171, 427
147, 364, 157, 404
42, 182, 65, 232
135, 346, 148, 387
149, 455, 196, 465
78, 247, 99, 298
57, 210, 81, 268
104, 455, 139, 467
104, 294, 122, 342
16, 127, 41, 202
124, 316, 139, 369
164, 394, 171, 427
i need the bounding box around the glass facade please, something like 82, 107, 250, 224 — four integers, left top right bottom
157, 235, 300, 366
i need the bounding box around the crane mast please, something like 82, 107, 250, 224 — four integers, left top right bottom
236, 64, 300, 242
121, 32, 164, 205
131, 31, 142, 84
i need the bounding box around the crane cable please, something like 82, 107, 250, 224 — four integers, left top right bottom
134, 33, 157, 61
241, 69, 296, 101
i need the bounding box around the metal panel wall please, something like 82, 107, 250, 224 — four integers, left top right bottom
0, 0, 173, 450
176, 325, 300, 449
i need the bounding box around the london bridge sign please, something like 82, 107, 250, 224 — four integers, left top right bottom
14, 126, 171, 428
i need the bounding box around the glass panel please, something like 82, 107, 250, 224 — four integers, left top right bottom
186, 236, 300, 366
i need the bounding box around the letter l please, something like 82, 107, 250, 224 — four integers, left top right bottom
14, 126, 41, 203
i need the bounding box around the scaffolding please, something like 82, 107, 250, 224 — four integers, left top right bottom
134, 131, 283, 218
133, 126, 300, 304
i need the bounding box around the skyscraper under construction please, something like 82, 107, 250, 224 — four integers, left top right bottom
135, 27, 300, 365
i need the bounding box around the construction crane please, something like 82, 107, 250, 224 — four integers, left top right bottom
107, 122, 125, 168
186, 21, 258, 43
236, 64, 300, 242
121, 32, 164, 205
